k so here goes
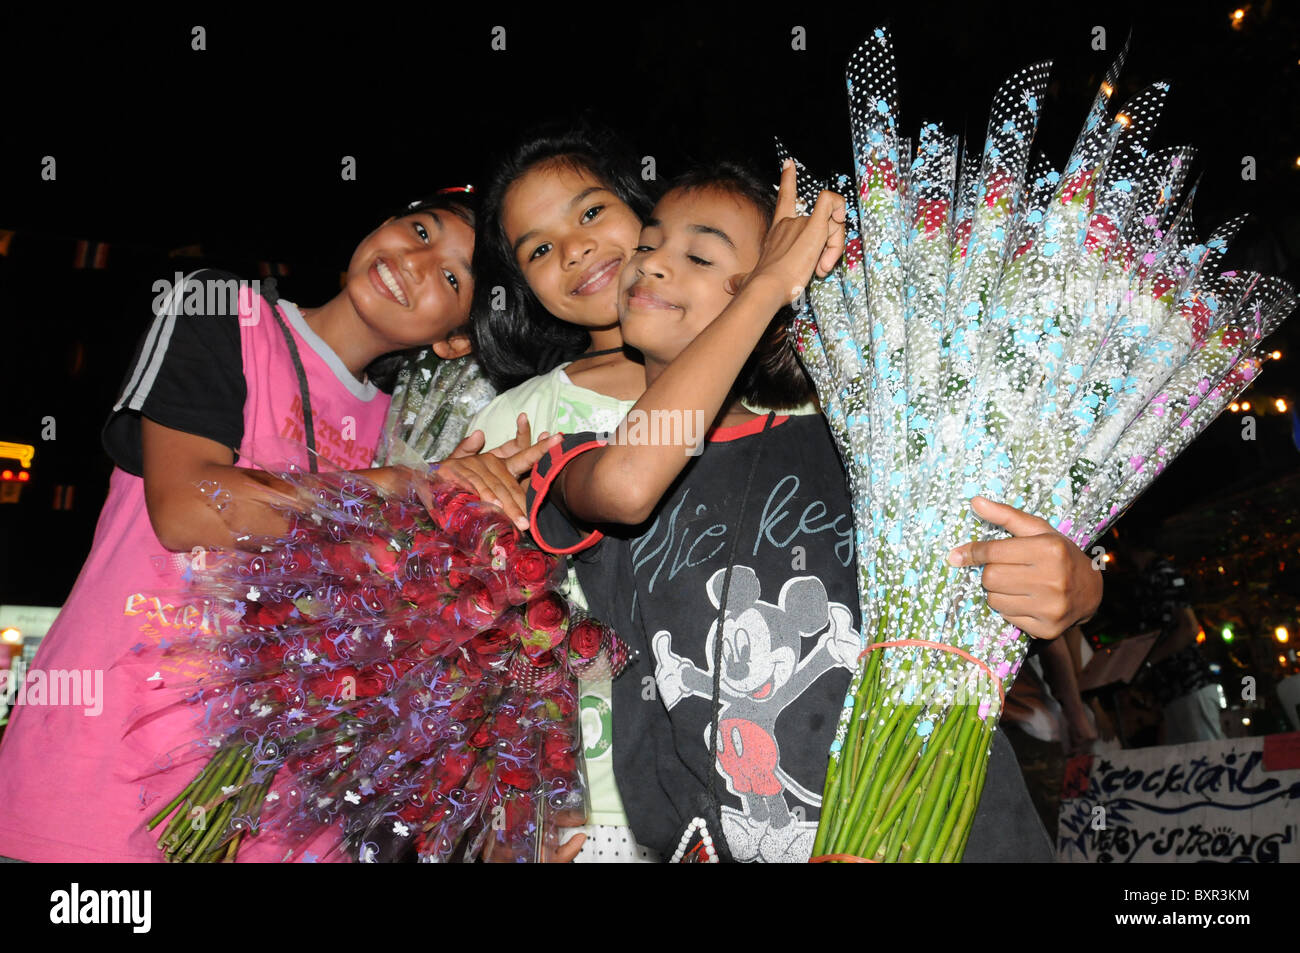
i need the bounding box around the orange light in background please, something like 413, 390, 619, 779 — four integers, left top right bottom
1230, 8, 1247, 29
1116, 113, 1131, 128
1196, 629, 1206, 644
1, 471, 10, 481
1272, 350, 1283, 359
0, 627, 20, 645
17, 471, 28, 482
1230, 402, 1240, 412
1277, 398, 1288, 413
1278, 626, 1290, 643
1241, 401, 1251, 411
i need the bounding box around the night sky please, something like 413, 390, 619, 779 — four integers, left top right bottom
2, 1, 1298, 605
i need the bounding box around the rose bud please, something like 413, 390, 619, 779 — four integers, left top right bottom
505, 548, 561, 604
520, 592, 570, 653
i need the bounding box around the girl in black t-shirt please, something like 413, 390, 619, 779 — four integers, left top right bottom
527, 161, 1104, 861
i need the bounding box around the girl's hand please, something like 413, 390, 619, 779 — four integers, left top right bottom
428, 433, 562, 529
545, 819, 587, 863
947, 496, 1103, 640
725, 159, 847, 303
455, 413, 536, 461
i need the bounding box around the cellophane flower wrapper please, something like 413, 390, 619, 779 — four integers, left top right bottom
782, 27, 1295, 862
376, 349, 496, 467
136, 466, 628, 863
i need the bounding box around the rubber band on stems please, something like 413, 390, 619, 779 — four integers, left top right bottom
808, 637, 1006, 863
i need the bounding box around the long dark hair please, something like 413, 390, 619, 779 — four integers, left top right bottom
469, 123, 654, 391
364, 190, 478, 392
668, 161, 816, 411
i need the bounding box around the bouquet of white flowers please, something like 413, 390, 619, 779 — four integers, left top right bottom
787, 27, 1294, 862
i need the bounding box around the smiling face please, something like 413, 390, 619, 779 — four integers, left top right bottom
618, 186, 767, 368
345, 209, 475, 351
502, 160, 642, 330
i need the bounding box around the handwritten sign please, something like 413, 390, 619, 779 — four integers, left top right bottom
1058, 734, 1300, 863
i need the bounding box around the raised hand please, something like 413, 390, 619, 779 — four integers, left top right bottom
725, 159, 847, 302
946, 495, 1104, 640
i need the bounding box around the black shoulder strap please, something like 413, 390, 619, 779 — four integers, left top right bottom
261, 278, 318, 473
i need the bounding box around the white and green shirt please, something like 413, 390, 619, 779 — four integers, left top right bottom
467, 363, 635, 826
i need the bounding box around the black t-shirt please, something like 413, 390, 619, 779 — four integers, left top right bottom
530, 413, 859, 862
529, 412, 1055, 862
102, 268, 251, 475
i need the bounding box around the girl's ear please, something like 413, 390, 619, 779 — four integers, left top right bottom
431, 329, 472, 360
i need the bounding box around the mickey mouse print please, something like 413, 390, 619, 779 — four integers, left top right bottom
653, 567, 861, 862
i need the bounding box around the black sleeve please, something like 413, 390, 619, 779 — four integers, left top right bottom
102, 268, 248, 476
524, 430, 609, 555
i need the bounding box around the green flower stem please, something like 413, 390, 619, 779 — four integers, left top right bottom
160, 745, 238, 851
913, 706, 980, 862
861, 709, 925, 822
952, 733, 992, 861
939, 720, 992, 862
166, 745, 247, 860
897, 735, 948, 862
148, 773, 204, 831
184, 751, 252, 862
857, 707, 961, 859
833, 702, 921, 854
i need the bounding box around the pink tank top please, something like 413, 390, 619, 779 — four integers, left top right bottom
0, 288, 390, 862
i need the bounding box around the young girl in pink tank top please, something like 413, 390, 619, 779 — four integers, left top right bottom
0, 192, 557, 862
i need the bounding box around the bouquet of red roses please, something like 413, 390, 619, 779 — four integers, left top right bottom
142, 468, 629, 862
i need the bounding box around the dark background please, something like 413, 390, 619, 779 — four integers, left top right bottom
2, 1, 1298, 617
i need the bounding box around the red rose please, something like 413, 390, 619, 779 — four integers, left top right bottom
567, 619, 605, 661
425, 481, 477, 518
543, 746, 577, 775
1150, 273, 1177, 303
455, 576, 505, 629
499, 766, 537, 792
318, 541, 369, 578
349, 584, 395, 617
953, 219, 973, 259
491, 709, 526, 742
432, 746, 477, 794
1084, 213, 1119, 255
1059, 165, 1096, 207
1180, 297, 1212, 345
544, 685, 578, 719
471, 626, 515, 665
1218, 326, 1244, 351
276, 547, 314, 575
914, 198, 949, 237
241, 598, 293, 630
506, 549, 558, 604
521, 592, 570, 651
361, 537, 402, 576
255, 641, 288, 665
843, 235, 864, 270
477, 519, 520, 565
304, 666, 359, 700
